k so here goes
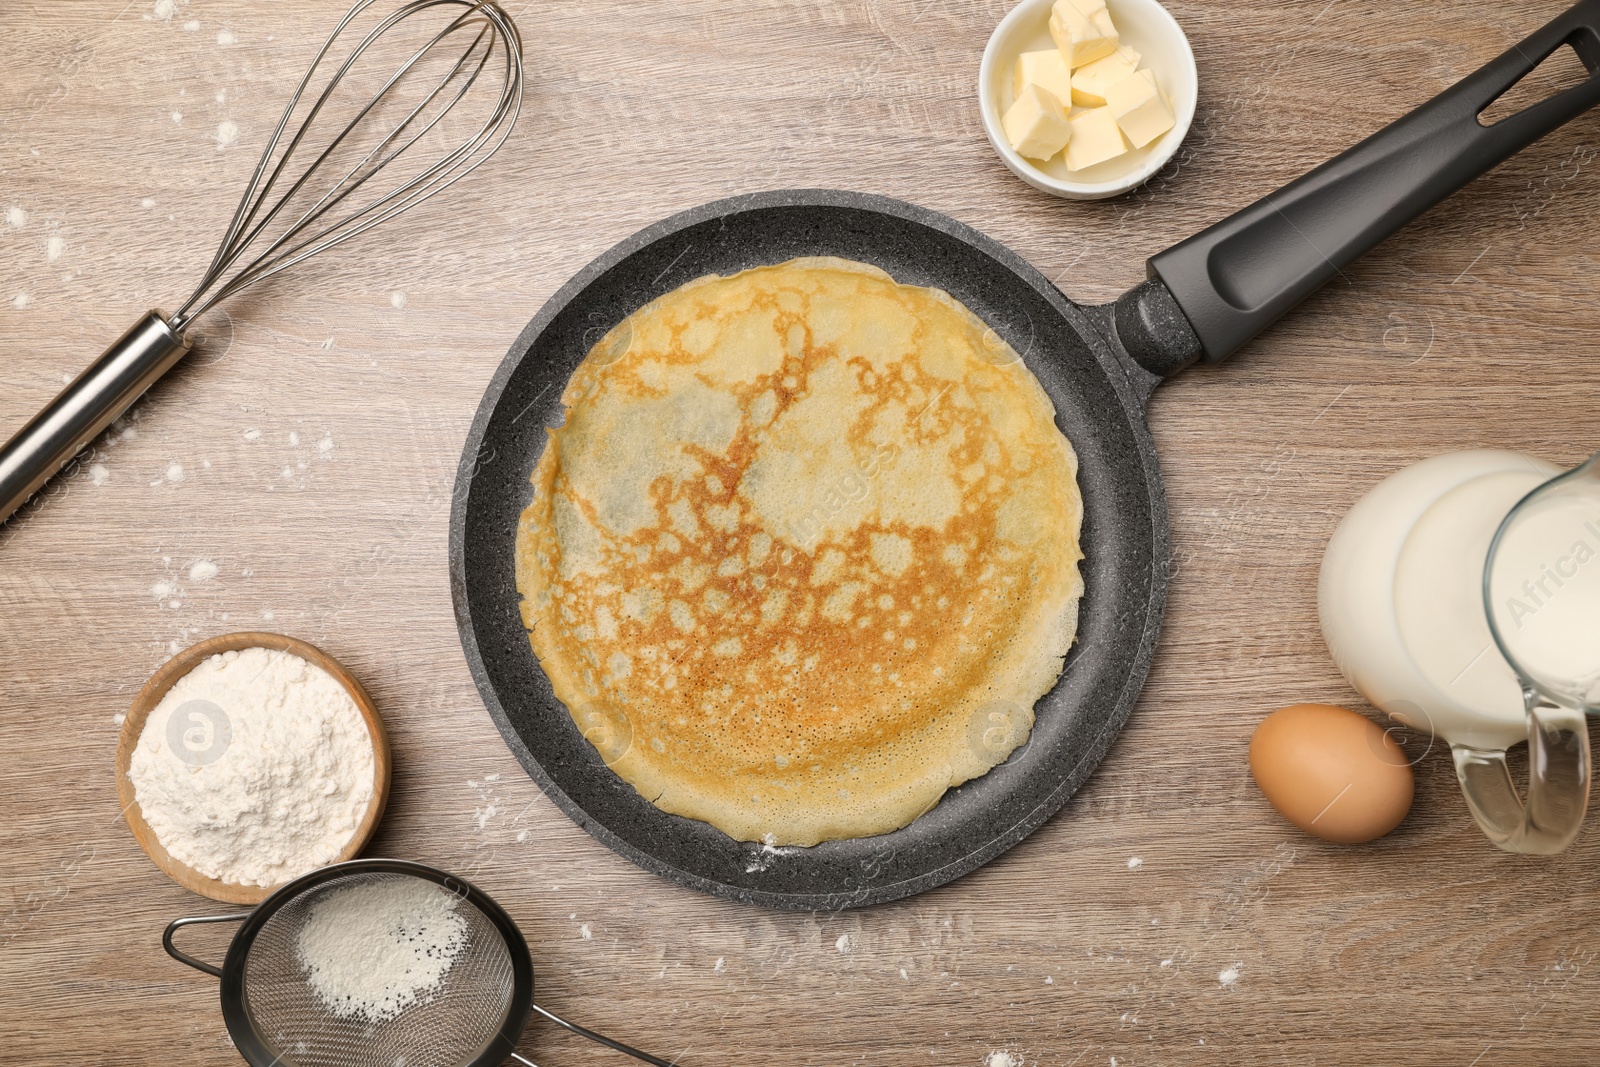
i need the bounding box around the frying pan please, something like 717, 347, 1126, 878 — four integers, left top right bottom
451, 2, 1600, 909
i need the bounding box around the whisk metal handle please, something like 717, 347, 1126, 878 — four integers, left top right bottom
163, 912, 247, 979
0, 311, 190, 526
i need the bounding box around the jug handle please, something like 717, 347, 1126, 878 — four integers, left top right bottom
1452, 702, 1590, 855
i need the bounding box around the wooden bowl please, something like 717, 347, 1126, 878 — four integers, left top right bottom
115, 632, 392, 904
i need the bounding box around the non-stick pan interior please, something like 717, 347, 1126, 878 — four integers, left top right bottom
450, 190, 1168, 909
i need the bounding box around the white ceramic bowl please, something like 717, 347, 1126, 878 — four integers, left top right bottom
978, 0, 1197, 200
1318, 450, 1556, 751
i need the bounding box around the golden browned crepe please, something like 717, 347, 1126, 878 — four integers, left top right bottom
515, 258, 1083, 846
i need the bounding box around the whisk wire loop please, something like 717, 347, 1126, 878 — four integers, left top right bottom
171, 0, 523, 331
219, 6, 489, 283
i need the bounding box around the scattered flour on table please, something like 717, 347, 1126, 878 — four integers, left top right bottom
5, 206, 26, 228
13, 293, 31, 309
152, 0, 175, 20
389, 291, 407, 309
1126, 856, 1143, 870
216, 120, 239, 149
296, 877, 468, 1022
126, 646, 375, 887
45, 234, 65, 263
188, 559, 218, 581
216, 28, 236, 45
986, 1052, 1020, 1067
1218, 964, 1241, 989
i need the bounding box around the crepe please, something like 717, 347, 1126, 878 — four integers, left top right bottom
515, 257, 1083, 846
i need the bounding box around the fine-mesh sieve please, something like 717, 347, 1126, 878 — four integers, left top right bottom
163, 859, 676, 1067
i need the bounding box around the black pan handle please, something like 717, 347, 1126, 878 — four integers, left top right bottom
1146, 0, 1600, 366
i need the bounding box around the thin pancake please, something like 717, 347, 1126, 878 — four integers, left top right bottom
515, 257, 1083, 846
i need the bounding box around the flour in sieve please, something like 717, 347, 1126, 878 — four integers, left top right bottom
296, 878, 469, 1022
126, 646, 375, 887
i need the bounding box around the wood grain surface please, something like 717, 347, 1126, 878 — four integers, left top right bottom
4, 1, 1600, 1064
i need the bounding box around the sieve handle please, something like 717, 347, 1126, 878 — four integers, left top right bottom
163, 912, 247, 979
530, 1004, 680, 1066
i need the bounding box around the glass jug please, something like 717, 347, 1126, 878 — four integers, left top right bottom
1318, 450, 1592, 855
1476, 451, 1600, 853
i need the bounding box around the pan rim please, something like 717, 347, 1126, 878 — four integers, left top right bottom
449, 188, 1170, 909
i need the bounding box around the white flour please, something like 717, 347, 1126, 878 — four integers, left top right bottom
127, 646, 375, 887
296, 878, 468, 1022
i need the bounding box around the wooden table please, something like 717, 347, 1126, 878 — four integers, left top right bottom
4, 0, 1600, 1063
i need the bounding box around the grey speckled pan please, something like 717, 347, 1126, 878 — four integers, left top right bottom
451, 6, 1600, 909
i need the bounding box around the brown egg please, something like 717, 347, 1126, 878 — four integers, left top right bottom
1249, 703, 1414, 844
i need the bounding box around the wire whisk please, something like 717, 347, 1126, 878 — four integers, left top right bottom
174, 0, 523, 330
0, 0, 524, 526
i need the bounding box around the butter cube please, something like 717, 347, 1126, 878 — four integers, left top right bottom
1048, 0, 1120, 69
1070, 51, 1138, 107
1105, 68, 1175, 148
1013, 49, 1074, 104
1116, 42, 1141, 67
1002, 84, 1072, 161
1063, 105, 1129, 170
